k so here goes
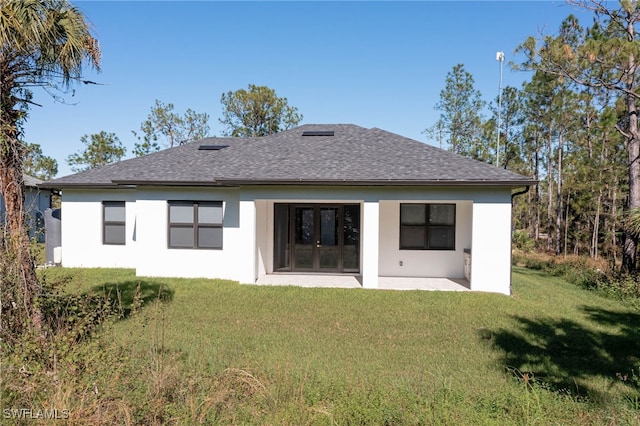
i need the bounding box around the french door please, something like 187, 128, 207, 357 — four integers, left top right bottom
273, 204, 360, 273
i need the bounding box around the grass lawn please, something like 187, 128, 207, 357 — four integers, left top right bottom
15, 267, 640, 424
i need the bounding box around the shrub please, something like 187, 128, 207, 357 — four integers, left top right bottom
512, 251, 556, 271
513, 251, 640, 304
513, 230, 536, 253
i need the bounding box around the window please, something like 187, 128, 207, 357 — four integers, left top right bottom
103, 201, 126, 245
168, 201, 223, 249
400, 203, 455, 250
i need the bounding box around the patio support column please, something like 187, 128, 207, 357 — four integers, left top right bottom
237, 199, 257, 284
471, 198, 512, 295
362, 200, 379, 288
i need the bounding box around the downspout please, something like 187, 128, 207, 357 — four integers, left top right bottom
511, 186, 530, 201
509, 186, 530, 295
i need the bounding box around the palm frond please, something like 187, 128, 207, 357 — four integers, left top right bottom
626, 207, 640, 237
1, 0, 100, 87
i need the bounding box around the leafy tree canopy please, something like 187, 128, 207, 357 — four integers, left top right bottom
220, 84, 302, 137
133, 100, 210, 156
425, 64, 485, 157
23, 142, 58, 180
66, 131, 126, 172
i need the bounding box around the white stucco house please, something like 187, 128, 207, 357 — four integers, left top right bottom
40, 124, 535, 294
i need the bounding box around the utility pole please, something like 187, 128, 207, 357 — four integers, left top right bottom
496, 51, 504, 167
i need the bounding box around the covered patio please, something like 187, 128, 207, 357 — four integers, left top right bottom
252, 196, 488, 291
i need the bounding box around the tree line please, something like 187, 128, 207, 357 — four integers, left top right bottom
48, 84, 301, 173
427, 2, 638, 273
429, 61, 627, 265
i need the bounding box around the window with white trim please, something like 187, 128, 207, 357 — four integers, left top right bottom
168, 201, 223, 249
399, 203, 455, 250
103, 201, 126, 245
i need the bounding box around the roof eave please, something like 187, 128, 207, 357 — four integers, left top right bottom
40, 178, 538, 189
214, 178, 539, 187
39, 180, 227, 189
111, 179, 230, 187
38, 182, 126, 190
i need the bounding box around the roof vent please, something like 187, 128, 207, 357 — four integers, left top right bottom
198, 144, 229, 151
302, 131, 334, 137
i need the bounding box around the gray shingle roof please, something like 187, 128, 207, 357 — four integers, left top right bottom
24, 174, 43, 187
40, 124, 536, 189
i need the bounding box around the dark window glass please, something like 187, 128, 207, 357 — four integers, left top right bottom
401, 204, 426, 225
295, 208, 314, 245
169, 226, 195, 248
343, 204, 360, 272
430, 205, 455, 225
273, 204, 290, 271
400, 204, 455, 250
104, 224, 125, 245
169, 204, 194, 223
428, 226, 455, 249
168, 201, 223, 249
320, 208, 338, 246
198, 204, 222, 224
294, 246, 313, 269
198, 226, 223, 248
103, 201, 125, 245
400, 225, 427, 249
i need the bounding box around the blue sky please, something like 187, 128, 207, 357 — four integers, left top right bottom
24, 1, 588, 178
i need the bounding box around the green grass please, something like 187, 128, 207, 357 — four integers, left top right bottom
10, 266, 640, 424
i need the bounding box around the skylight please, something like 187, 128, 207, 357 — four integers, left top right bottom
302, 131, 334, 137
198, 145, 230, 151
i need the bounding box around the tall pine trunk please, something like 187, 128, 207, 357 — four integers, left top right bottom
592, 190, 601, 260
534, 130, 541, 242
612, 183, 619, 267
623, 21, 640, 273
555, 134, 563, 255
0, 162, 40, 323
547, 132, 555, 252
0, 56, 42, 333
624, 89, 640, 273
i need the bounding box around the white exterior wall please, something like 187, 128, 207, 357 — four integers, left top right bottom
134, 187, 254, 281
255, 200, 269, 278
378, 200, 473, 279
59, 185, 515, 294
61, 189, 137, 268
470, 193, 513, 295
362, 201, 380, 288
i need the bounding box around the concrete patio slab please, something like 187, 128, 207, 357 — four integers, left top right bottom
255, 274, 362, 288
378, 277, 469, 291
253, 275, 470, 291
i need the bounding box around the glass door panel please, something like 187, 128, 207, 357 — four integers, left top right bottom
319, 207, 339, 270
343, 204, 360, 272
293, 207, 314, 269
273, 204, 290, 271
